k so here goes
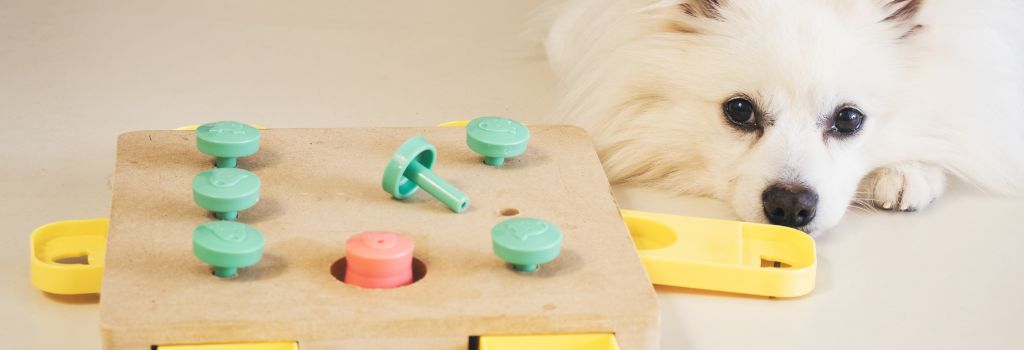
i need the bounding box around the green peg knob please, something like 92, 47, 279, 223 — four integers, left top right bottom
193, 221, 265, 278
382, 136, 470, 213
466, 116, 530, 166
491, 217, 563, 272
192, 168, 261, 220
196, 121, 261, 168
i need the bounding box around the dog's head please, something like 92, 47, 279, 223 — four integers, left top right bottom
561, 0, 924, 234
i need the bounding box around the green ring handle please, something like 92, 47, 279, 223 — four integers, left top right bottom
382, 136, 469, 213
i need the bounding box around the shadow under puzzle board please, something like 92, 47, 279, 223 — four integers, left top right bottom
99, 126, 660, 350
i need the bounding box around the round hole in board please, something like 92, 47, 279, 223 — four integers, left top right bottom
624, 216, 677, 250
499, 208, 520, 217
329, 257, 428, 288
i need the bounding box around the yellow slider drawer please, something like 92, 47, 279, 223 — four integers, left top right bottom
622, 209, 816, 298
479, 334, 618, 350
158, 342, 297, 350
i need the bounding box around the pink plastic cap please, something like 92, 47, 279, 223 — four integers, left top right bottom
344, 231, 415, 288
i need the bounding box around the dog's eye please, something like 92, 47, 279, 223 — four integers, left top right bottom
833, 107, 866, 134
723, 97, 757, 127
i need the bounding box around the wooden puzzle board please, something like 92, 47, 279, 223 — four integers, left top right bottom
99, 126, 660, 350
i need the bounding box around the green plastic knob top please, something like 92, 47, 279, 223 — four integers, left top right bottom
196, 121, 261, 168
491, 217, 563, 272
382, 136, 469, 213
193, 221, 265, 278
466, 116, 530, 166
192, 168, 261, 220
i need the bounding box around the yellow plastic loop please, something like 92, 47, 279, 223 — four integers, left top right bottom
480, 333, 619, 350
621, 209, 817, 298
176, 123, 266, 131
437, 120, 470, 127
438, 119, 530, 127
30, 218, 109, 295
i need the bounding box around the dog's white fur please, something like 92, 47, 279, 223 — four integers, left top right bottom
545, 0, 1024, 234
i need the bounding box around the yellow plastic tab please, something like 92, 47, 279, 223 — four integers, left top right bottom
176, 123, 266, 131
479, 334, 618, 350
30, 218, 109, 295
158, 342, 297, 350
622, 209, 816, 298
438, 120, 529, 127
437, 120, 470, 127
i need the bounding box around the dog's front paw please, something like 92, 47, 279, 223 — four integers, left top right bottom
861, 162, 947, 212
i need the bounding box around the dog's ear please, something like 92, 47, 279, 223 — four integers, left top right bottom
881, 0, 923, 38
680, 0, 724, 20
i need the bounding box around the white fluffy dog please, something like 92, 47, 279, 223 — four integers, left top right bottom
545, 0, 1024, 234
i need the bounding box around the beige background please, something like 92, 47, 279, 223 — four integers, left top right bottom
2, 1, 1022, 349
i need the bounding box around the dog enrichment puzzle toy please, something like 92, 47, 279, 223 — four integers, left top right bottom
193, 221, 265, 278
192, 168, 261, 220
492, 217, 563, 272
343, 231, 415, 288
466, 116, 530, 166
91, 126, 658, 349
382, 136, 469, 213
195, 121, 261, 168
28, 122, 822, 349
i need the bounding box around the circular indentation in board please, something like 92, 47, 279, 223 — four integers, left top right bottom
329, 257, 428, 288
499, 208, 520, 216
624, 216, 677, 250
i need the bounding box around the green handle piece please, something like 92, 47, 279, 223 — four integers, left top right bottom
492, 217, 563, 272
196, 121, 261, 168
192, 168, 261, 220
382, 136, 469, 213
193, 221, 265, 278
466, 116, 530, 166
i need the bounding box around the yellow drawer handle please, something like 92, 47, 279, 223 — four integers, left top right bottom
622, 209, 817, 298
30, 218, 109, 295
439, 119, 529, 127
157, 342, 297, 350
479, 333, 618, 350
175, 123, 266, 131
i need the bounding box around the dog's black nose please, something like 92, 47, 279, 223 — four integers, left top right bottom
762, 183, 818, 228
